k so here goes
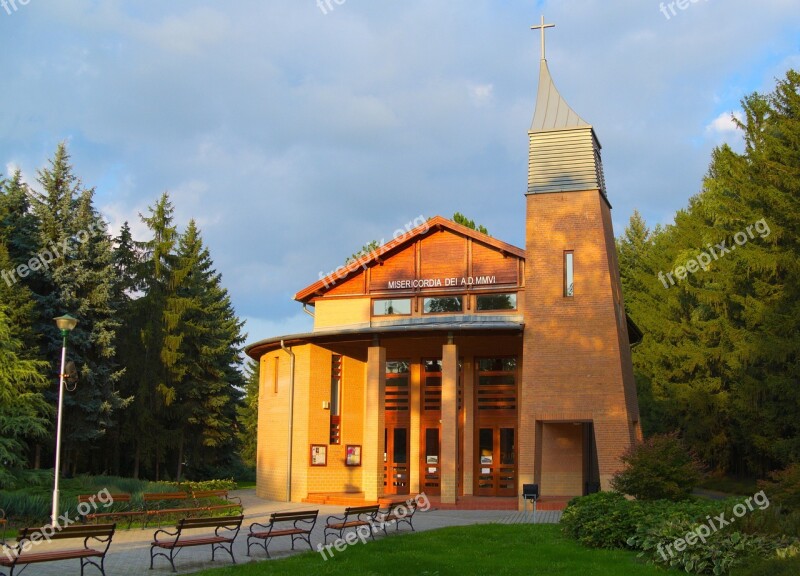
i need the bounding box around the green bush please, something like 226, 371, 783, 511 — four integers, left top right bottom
561, 491, 648, 548
730, 548, 800, 576
629, 509, 795, 574
0, 472, 201, 524
611, 432, 704, 501
162, 478, 237, 492
759, 464, 800, 513
563, 491, 798, 574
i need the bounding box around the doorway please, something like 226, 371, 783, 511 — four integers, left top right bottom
384, 426, 409, 495
475, 426, 516, 496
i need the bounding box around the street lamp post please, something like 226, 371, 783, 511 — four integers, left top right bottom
52, 314, 78, 527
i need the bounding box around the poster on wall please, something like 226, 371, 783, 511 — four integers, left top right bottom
345, 444, 362, 466
311, 444, 327, 466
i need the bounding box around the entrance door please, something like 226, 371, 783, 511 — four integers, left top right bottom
475, 426, 516, 497
384, 426, 410, 495
384, 360, 410, 495
421, 427, 440, 494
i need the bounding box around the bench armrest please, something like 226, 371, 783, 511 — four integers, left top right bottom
248, 520, 272, 532
84, 531, 114, 555
325, 513, 346, 525
152, 526, 179, 543
357, 510, 378, 523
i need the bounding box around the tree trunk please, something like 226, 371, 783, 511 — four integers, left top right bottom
133, 443, 140, 479
176, 434, 184, 482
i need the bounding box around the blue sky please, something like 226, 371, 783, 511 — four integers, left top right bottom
1, 0, 799, 344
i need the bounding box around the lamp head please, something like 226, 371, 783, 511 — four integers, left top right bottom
54, 314, 78, 335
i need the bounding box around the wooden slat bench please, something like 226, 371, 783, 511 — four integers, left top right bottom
150, 515, 243, 573
378, 498, 419, 535
143, 492, 205, 528
0, 523, 115, 576
78, 493, 146, 529
323, 504, 379, 544
247, 510, 318, 558
192, 490, 243, 515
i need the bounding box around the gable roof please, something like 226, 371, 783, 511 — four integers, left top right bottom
294, 215, 525, 304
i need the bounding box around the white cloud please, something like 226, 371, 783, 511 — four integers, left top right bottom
706, 111, 743, 136
1, 0, 798, 344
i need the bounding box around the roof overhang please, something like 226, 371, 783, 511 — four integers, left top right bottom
245, 316, 524, 359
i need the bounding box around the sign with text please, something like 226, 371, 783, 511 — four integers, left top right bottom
387, 276, 497, 290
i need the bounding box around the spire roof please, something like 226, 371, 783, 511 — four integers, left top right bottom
530, 59, 589, 132
526, 17, 607, 198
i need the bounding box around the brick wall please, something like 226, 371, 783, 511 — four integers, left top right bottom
520, 189, 639, 502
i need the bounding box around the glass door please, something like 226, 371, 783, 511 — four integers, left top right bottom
421, 427, 440, 495
475, 426, 516, 496
384, 426, 409, 495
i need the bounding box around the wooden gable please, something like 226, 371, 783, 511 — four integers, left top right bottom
295, 216, 525, 303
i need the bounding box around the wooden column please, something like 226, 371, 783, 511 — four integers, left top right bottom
441, 343, 458, 503
364, 346, 386, 502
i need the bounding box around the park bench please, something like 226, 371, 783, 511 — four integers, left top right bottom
78, 493, 145, 529
192, 489, 243, 515
247, 509, 318, 558
0, 523, 115, 576
377, 498, 419, 535
150, 515, 243, 573
143, 492, 206, 528
323, 504, 380, 544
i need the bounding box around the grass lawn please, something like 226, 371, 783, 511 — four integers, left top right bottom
195, 524, 668, 576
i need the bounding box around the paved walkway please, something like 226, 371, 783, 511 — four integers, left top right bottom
4, 490, 561, 575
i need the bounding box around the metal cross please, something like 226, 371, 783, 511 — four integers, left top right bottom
531, 15, 555, 60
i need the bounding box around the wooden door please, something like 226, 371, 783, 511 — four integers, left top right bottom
384, 426, 410, 495
475, 426, 516, 496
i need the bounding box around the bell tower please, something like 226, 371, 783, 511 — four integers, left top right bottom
518, 17, 641, 499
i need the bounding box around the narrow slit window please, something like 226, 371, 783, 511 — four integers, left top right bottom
273, 357, 279, 394
564, 251, 574, 297
330, 355, 342, 444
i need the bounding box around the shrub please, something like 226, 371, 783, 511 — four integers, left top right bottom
759, 464, 800, 513
562, 490, 797, 574
611, 432, 704, 501
561, 491, 648, 548
163, 478, 237, 492
730, 546, 800, 576
629, 509, 795, 574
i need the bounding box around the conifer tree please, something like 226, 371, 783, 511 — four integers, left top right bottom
28, 143, 128, 474
132, 192, 180, 479
625, 70, 800, 475
237, 360, 260, 469
168, 220, 246, 479
0, 305, 51, 486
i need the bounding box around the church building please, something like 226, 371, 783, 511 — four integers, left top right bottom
245, 21, 642, 508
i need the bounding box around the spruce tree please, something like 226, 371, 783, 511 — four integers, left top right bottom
28, 143, 128, 474
237, 360, 260, 469
0, 305, 51, 486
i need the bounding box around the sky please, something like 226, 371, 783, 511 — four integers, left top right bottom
1, 0, 799, 345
